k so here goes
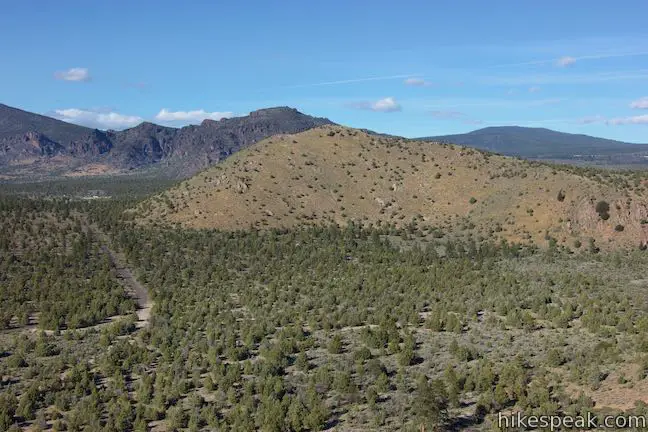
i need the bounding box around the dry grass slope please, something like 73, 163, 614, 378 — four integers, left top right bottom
136, 125, 648, 249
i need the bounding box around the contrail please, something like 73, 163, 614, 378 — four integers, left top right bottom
487, 50, 648, 68
573, 51, 648, 61
285, 74, 419, 88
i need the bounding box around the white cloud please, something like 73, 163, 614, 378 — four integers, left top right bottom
630, 97, 648, 109
155, 109, 234, 123
371, 97, 402, 112
348, 97, 402, 113
556, 56, 576, 67
53, 108, 142, 130
404, 77, 432, 87
54, 68, 91, 82
528, 86, 541, 93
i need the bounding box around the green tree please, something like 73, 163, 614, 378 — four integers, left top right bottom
0, 393, 17, 431
414, 376, 449, 431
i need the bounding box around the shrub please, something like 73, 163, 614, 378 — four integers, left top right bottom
353, 347, 372, 363
546, 348, 565, 367
614, 224, 625, 232
469, 197, 477, 204
595, 201, 610, 220
588, 238, 600, 254
398, 347, 415, 366
328, 334, 343, 354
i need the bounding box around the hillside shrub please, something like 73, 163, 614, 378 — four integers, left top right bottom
595, 201, 610, 220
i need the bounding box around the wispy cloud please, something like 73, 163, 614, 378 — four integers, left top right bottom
463, 119, 485, 125
404, 77, 433, 87
424, 97, 563, 109
430, 110, 464, 120
528, 86, 541, 93
52, 108, 142, 129
348, 97, 402, 113
576, 114, 648, 126
607, 115, 648, 125
577, 115, 607, 125
54, 67, 91, 82
482, 69, 648, 86
429, 110, 482, 125
287, 74, 417, 88
487, 50, 648, 69
470, 118, 582, 127
488, 59, 549, 68
124, 81, 149, 91
556, 56, 576, 67
155, 109, 234, 124
630, 97, 648, 109
571, 51, 648, 62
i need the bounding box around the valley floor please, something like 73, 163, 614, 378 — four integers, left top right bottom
2, 194, 648, 431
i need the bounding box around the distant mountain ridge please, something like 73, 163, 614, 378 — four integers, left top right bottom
0, 104, 333, 179
420, 126, 648, 165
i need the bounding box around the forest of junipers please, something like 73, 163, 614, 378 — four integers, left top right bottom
2, 184, 648, 431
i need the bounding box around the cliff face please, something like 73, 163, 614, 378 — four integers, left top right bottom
68, 130, 113, 157
0, 104, 333, 179
0, 131, 65, 165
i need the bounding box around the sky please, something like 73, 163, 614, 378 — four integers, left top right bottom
1, 0, 647, 142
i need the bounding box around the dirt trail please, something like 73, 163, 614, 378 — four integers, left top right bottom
98, 235, 152, 328
0, 230, 151, 335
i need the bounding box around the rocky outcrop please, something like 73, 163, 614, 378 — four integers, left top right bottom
68, 130, 113, 157
569, 196, 648, 246
0, 131, 65, 165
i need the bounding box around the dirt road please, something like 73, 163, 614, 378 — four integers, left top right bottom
100, 240, 152, 328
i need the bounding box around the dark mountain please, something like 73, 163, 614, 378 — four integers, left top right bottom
0, 104, 333, 179
106, 122, 177, 167
160, 107, 333, 176
421, 126, 648, 165
0, 104, 93, 143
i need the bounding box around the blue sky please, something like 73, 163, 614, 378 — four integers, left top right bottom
1, 0, 647, 142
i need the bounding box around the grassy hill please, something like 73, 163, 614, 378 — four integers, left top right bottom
136, 125, 648, 249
